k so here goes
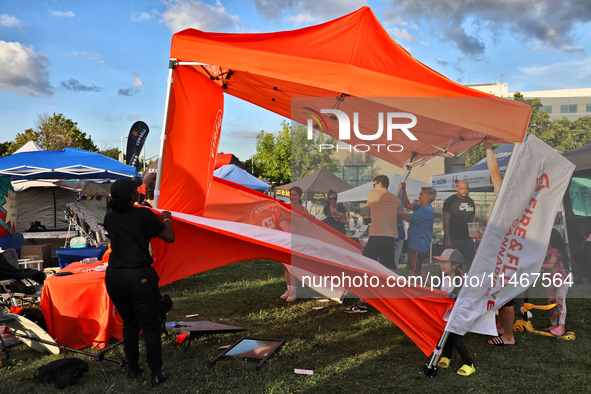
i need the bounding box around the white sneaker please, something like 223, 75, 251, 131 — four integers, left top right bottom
280, 290, 290, 300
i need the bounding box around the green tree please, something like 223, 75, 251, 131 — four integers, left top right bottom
243, 158, 262, 178
0, 141, 12, 157
254, 120, 339, 185
465, 93, 591, 166
291, 121, 339, 181
8, 113, 98, 154
99, 147, 121, 160
254, 126, 291, 185
9, 129, 40, 155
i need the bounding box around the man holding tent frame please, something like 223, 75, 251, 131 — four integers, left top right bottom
399, 184, 436, 282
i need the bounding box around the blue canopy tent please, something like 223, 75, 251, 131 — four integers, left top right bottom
213, 164, 270, 191
0, 148, 141, 233
430, 144, 514, 192
0, 148, 141, 180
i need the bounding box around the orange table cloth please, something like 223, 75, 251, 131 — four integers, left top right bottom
40, 261, 123, 349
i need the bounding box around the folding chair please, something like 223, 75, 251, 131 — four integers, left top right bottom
3, 313, 125, 383
0, 249, 44, 311
0, 311, 16, 366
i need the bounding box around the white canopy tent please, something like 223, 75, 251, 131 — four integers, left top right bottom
338, 173, 453, 203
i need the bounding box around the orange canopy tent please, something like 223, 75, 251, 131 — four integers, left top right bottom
155, 6, 531, 212
147, 7, 532, 355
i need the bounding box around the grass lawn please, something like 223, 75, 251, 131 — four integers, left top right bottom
1, 260, 589, 393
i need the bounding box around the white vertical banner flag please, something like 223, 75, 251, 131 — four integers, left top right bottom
445, 135, 575, 335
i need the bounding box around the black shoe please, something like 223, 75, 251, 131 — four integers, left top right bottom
127, 365, 144, 380
344, 303, 368, 313
150, 371, 168, 386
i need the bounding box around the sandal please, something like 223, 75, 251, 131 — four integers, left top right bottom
286, 291, 297, 302
550, 326, 565, 336
280, 290, 290, 300
542, 326, 556, 332
437, 357, 450, 368
457, 364, 476, 376
486, 336, 515, 346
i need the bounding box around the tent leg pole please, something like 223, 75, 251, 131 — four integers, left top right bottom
420, 330, 449, 378
153, 58, 177, 209
53, 188, 57, 229
559, 203, 573, 274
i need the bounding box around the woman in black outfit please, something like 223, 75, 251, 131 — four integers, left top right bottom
323, 189, 348, 235
104, 178, 175, 385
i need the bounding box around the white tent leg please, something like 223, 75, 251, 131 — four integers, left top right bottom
153, 59, 177, 209
559, 203, 573, 274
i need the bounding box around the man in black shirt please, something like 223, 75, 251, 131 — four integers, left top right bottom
442, 180, 476, 271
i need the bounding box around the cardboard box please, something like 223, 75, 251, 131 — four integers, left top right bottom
20, 244, 52, 269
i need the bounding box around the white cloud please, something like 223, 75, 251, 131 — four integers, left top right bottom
386, 27, 428, 45
383, 0, 591, 57
51, 11, 75, 17
516, 58, 591, 89
68, 51, 110, 66
160, 0, 241, 33
0, 14, 24, 28
132, 74, 144, 89
388, 27, 413, 41
118, 73, 144, 96
254, 0, 365, 22
132, 12, 153, 22
560, 45, 585, 54
0, 41, 53, 96
227, 130, 259, 139
284, 13, 320, 25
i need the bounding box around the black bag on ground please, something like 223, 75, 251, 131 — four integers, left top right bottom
18, 307, 46, 332
34, 358, 89, 389
158, 294, 173, 320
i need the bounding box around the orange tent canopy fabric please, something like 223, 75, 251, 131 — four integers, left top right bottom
169, 6, 531, 168
160, 6, 532, 212
158, 68, 224, 215
151, 213, 454, 355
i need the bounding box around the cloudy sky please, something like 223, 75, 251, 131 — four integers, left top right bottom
1, 0, 591, 162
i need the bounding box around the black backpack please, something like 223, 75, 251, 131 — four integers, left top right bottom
34, 358, 89, 389
18, 307, 47, 332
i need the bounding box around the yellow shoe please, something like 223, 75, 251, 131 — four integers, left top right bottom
437, 357, 450, 368
457, 364, 476, 376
